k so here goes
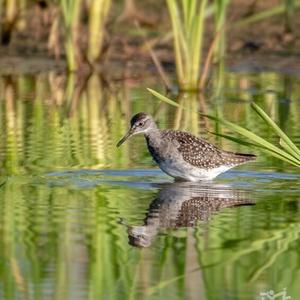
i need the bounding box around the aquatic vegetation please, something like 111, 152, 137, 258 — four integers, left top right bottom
148, 88, 300, 168
59, 0, 82, 71
210, 102, 300, 168
87, 0, 111, 64
1, 0, 300, 74
166, 0, 208, 91
59, 0, 111, 71
213, 0, 230, 62
165, 0, 300, 91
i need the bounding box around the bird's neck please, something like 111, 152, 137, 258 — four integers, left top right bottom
144, 128, 161, 141
144, 128, 162, 150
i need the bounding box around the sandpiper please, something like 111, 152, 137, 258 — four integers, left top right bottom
117, 112, 256, 181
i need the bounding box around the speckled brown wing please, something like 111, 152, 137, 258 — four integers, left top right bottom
175, 196, 255, 226
162, 130, 256, 168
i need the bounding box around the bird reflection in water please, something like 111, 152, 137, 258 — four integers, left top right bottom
128, 182, 254, 248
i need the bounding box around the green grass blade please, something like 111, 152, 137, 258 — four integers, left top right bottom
251, 102, 300, 160
279, 138, 300, 165
257, 147, 300, 167
190, 0, 207, 87
148, 88, 300, 167
210, 132, 259, 147
182, 0, 189, 30
166, 0, 185, 82
166, 0, 208, 90
215, 133, 300, 167
203, 114, 300, 166
188, 0, 197, 29
147, 88, 182, 108
233, 2, 300, 28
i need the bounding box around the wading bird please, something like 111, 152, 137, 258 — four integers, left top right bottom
117, 112, 256, 181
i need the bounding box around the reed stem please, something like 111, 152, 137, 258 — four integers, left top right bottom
166, 0, 208, 91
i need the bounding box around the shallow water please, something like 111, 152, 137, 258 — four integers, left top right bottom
0, 71, 300, 299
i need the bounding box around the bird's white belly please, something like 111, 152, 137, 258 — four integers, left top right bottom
159, 159, 230, 181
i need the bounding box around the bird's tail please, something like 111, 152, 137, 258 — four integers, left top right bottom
223, 151, 256, 166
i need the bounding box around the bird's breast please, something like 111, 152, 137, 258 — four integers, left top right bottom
145, 137, 175, 164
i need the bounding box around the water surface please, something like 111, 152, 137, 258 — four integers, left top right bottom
0, 71, 299, 299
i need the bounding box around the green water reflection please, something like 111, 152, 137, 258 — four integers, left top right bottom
0, 71, 300, 299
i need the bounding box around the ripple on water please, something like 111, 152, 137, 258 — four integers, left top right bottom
1, 167, 300, 300
43, 168, 300, 194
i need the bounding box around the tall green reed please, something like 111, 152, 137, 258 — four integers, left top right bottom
213, 0, 230, 62
87, 0, 111, 64
59, 0, 82, 71
166, 0, 208, 91
59, 0, 111, 71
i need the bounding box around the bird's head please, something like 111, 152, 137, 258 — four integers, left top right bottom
127, 225, 155, 248
117, 112, 156, 147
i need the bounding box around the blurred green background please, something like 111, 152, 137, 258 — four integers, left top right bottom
1, 1, 300, 299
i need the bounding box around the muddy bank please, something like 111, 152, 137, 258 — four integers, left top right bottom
1, 52, 300, 80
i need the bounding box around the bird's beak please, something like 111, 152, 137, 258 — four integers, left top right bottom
117, 128, 134, 147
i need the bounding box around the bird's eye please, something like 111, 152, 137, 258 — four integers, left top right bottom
138, 122, 143, 126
